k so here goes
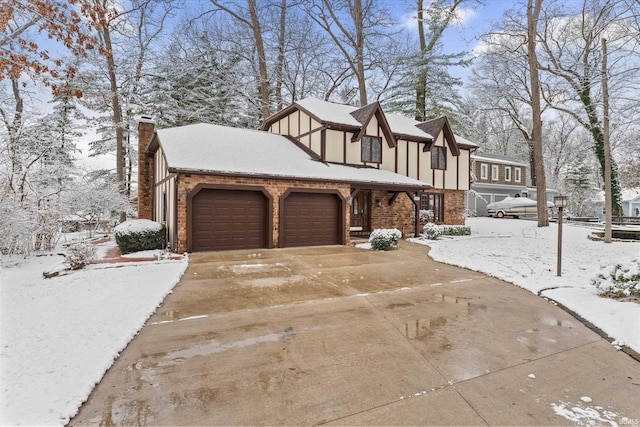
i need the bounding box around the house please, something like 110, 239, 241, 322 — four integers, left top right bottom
137, 98, 476, 253
262, 98, 476, 226
467, 153, 528, 216
591, 188, 640, 220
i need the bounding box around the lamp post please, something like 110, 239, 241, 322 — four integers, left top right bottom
554, 195, 568, 276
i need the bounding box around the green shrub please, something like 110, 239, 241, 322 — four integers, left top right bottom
369, 228, 402, 251
440, 225, 471, 236
591, 258, 640, 299
114, 220, 165, 254
423, 223, 443, 240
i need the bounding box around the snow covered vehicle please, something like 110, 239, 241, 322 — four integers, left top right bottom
486, 197, 554, 218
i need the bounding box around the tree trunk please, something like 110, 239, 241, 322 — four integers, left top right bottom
275, 0, 286, 110
100, 16, 127, 223
527, 0, 548, 227
248, 0, 270, 120
354, 0, 367, 106
602, 37, 612, 243
415, 0, 426, 121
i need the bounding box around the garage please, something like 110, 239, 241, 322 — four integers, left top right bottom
191, 189, 269, 251
281, 192, 342, 247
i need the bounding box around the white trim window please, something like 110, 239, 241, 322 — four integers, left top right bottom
491, 165, 499, 181
480, 163, 488, 180
505, 166, 512, 182
515, 167, 522, 183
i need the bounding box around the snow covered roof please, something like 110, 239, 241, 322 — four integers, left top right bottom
454, 134, 480, 148
156, 123, 430, 189
472, 152, 527, 167
621, 189, 640, 202
385, 113, 433, 141
295, 98, 362, 127
290, 98, 437, 141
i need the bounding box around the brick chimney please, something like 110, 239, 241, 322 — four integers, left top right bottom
137, 116, 155, 220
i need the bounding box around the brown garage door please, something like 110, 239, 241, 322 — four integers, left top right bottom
191, 189, 268, 251
282, 192, 341, 247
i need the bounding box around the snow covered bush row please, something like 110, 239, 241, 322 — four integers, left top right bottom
114, 219, 165, 254
591, 257, 640, 299
423, 223, 471, 240
441, 225, 471, 236
423, 223, 444, 240
369, 228, 402, 251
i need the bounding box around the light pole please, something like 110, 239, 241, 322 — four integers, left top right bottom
554, 195, 568, 277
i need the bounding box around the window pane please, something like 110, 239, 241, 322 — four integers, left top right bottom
362, 138, 371, 162
372, 138, 381, 163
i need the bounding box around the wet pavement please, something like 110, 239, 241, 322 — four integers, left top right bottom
71, 241, 640, 426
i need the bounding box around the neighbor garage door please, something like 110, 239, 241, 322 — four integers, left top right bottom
191, 189, 268, 251
281, 192, 341, 247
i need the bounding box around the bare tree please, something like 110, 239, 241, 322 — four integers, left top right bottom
528, 0, 549, 226
305, 0, 395, 106
209, 0, 271, 120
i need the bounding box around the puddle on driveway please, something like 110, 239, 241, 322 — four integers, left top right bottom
161, 327, 296, 365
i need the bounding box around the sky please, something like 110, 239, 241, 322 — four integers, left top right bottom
11, 0, 520, 173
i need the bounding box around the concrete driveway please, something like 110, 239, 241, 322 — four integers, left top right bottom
71, 242, 640, 426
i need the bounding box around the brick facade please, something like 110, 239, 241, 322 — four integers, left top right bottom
175, 173, 351, 253
369, 190, 417, 236
137, 119, 155, 220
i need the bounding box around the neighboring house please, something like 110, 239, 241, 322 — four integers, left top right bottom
137, 98, 476, 253
621, 189, 640, 217
467, 153, 528, 216
591, 189, 640, 220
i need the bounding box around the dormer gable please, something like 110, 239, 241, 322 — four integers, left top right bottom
417, 116, 460, 156
349, 102, 396, 148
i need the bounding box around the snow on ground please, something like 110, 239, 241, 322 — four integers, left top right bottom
409, 217, 640, 353
0, 252, 187, 426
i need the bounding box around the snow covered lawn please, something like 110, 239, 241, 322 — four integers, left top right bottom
409, 217, 640, 353
0, 252, 187, 426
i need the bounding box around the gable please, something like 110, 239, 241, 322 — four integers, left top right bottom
417, 116, 460, 156
350, 102, 396, 148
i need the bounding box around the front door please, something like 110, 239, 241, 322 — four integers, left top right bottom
350, 190, 371, 231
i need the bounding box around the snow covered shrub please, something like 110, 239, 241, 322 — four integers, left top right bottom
419, 209, 434, 222
423, 223, 444, 240
114, 219, 165, 254
65, 242, 98, 270
440, 225, 471, 236
591, 257, 640, 299
463, 208, 477, 218
369, 228, 402, 251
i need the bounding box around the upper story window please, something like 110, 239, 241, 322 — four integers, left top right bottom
480, 163, 488, 180
362, 136, 382, 163
505, 166, 512, 182
491, 165, 499, 181
515, 167, 522, 182
431, 146, 447, 170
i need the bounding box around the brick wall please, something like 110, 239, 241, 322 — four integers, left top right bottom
137, 119, 155, 220
175, 174, 352, 252
443, 189, 465, 225
369, 190, 417, 236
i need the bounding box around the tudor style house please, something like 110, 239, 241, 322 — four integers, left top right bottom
262, 98, 477, 227
137, 98, 477, 253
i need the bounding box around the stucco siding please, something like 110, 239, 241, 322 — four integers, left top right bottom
458, 151, 470, 190
325, 130, 344, 163
396, 140, 407, 175
345, 134, 363, 165
310, 130, 322, 156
